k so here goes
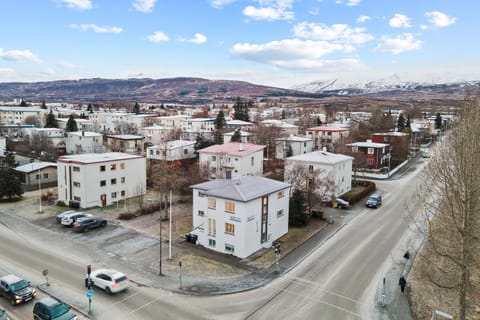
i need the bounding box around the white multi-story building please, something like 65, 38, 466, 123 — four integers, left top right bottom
0, 106, 44, 125
223, 130, 254, 144
0, 136, 5, 156
57, 152, 146, 209
105, 134, 145, 154
305, 126, 349, 151
275, 135, 313, 160
190, 175, 291, 258
147, 140, 196, 161
156, 115, 188, 129
65, 131, 104, 154
285, 150, 353, 197
198, 142, 265, 180
260, 120, 299, 136
142, 125, 175, 145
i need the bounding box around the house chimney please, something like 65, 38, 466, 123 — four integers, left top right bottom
322, 147, 327, 152
239, 143, 244, 151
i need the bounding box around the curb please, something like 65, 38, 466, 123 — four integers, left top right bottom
37, 282, 91, 319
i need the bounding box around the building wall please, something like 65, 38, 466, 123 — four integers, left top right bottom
66, 132, 103, 154
57, 156, 146, 208
199, 150, 264, 179
275, 140, 313, 159
191, 186, 290, 258
23, 167, 58, 191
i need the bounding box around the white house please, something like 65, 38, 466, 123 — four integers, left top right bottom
0, 136, 5, 156
275, 135, 313, 160
65, 131, 104, 154
57, 152, 146, 209
260, 119, 299, 136
198, 142, 265, 180
15, 161, 58, 191
105, 134, 145, 154
156, 115, 188, 129
181, 118, 216, 141
147, 140, 196, 161
305, 126, 349, 151
190, 175, 291, 258
285, 150, 353, 198
223, 130, 254, 144
141, 125, 175, 145
0, 106, 44, 125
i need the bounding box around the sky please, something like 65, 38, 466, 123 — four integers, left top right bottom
0, 0, 476, 88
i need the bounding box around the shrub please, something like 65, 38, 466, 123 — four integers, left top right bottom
118, 212, 137, 220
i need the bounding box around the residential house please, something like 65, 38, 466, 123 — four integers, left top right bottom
275, 135, 313, 160
0, 136, 5, 156
66, 131, 104, 154
225, 120, 256, 132
142, 125, 175, 145
57, 152, 146, 209
346, 140, 390, 170
260, 120, 299, 136
147, 140, 196, 161
15, 161, 58, 191
0, 106, 44, 125
190, 175, 291, 258
285, 150, 353, 198
198, 142, 265, 180
181, 118, 216, 141
372, 132, 409, 163
57, 118, 94, 132
106, 134, 144, 154
156, 115, 188, 129
223, 130, 254, 144
305, 126, 349, 151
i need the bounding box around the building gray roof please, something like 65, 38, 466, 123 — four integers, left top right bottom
286, 150, 353, 164
191, 176, 290, 202
277, 136, 312, 142
15, 161, 57, 173
58, 152, 143, 164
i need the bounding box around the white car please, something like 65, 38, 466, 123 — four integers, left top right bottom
87, 269, 129, 294
55, 210, 77, 223
61, 212, 92, 227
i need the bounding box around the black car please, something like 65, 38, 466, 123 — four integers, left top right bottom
0, 275, 36, 305
72, 216, 107, 232
366, 194, 382, 208
33, 297, 78, 320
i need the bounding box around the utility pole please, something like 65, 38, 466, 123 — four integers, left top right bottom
159, 194, 163, 276
169, 189, 172, 260
37, 162, 42, 213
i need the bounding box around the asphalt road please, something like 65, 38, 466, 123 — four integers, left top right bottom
0, 156, 428, 320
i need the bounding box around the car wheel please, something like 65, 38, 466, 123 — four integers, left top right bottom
101, 221, 107, 227
106, 286, 112, 295
10, 297, 16, 305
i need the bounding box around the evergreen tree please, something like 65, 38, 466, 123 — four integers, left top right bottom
230, 129, 242, 142
41, 100, 47, 109
4, 152, 17, 168
0, 167, 23, 200
214, 111, 226, 130
316, 117, 322, 126
397, 113, 405, 130
405, 115, 411, 130
44, 110, 58, 128
435, 113, 443, 130
289, 189, 308, 227
87, 103, 93, 113
233, 97, 250, 121
281, 109, 286, 119
66, 114, 78, 132
19, 100, 28, 107
194, 135, 215, 156
133, 102, 140, 114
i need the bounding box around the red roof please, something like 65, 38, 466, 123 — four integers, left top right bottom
199, 142, 265, 157
306, 126, 348, 132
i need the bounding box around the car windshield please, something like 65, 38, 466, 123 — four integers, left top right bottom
0, 309, 4, 316
10, 279, 29, 291
51, 303, 70, 317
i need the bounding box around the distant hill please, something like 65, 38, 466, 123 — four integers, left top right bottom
0, 77, 326, 104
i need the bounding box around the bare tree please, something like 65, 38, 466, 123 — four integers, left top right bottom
409, 96, 480, 320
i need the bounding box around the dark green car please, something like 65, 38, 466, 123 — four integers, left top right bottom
33, 297, 78, 320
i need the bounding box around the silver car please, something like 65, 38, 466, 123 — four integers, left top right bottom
61, 212, 93, 227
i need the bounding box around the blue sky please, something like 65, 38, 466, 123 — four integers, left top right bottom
0, 0, 475, 88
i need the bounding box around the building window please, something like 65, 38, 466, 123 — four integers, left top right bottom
209, 239, 216, 247
225, 201, 235, 213
198, 210, 205, 217
277, 209, 284, 218
120, 162, 125, 169
35, 174, 40, 180
307, 177, 314, 189
149, 150, 153, 155
208, 218, 216, 236
100, 180, 106, 187
308, 165, 314, 173
121, 177, 125, 183
225, 223, 235, 235
251, 156, 254, 166
211, 156, 216, 161
121, 190, 125, 197
352, 146, 358, 153
208, 198, 216, 209
367, 158, 374, 165
277, 191, 284, 199
225, 243, 235, 253
73, 196, 81, 201
73, 182, 80, 188
100, 165, 106, 172
111, 178, 117, 185
43, 173, 48, 179
110, 163, 117, 170
184, 149, 188, 155
73, 166, 80, 172
198, 192, 205, 198
112, 192, 117, 199
367, 148, 374, 155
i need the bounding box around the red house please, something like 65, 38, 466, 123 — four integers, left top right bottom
346, 140, 390, 169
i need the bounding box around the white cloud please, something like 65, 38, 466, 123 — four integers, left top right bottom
41, 68, 56, 76
425, 11, 456, 28
179, 33, 208, 44
293, 22, 373, 44
0, 48, 42, 64
243, 0, 295, 21
374, 33, 422, 55
57, 60, 76, 69
69, 24, 122, 33
346, 0, 360, 7
273, 58, 363, 71
309, 7, 319, 16
389, 13, 412, 28
147, 31, 170, 43
356, 15, 370, 23
210, 0, 236, 8
59, 0, 92, 10
0, 68, 16, 77
132, 0, 156, 13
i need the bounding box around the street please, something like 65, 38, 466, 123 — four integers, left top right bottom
0, 157, 428, 320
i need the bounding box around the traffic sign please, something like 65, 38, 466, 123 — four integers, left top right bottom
86, 289, 94, 298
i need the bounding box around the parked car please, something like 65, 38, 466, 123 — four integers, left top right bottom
422, 151, 432, 158
321, 198, 350, 209
61, 212, 92, 227
0, 307, 10, 320
366, 193, 382, 208
55, 210, 76, 223
0, 275, 36, 305
33, 297, 78, 320
86, 269, 129, 294
72, 217, 107, 232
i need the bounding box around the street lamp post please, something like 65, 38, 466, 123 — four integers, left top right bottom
37, 161, 42, 213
